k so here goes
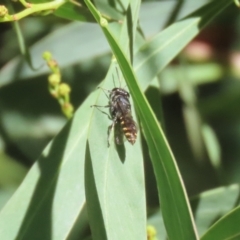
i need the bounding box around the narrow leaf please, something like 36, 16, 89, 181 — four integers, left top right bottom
135, 0, 233, 90
84, 0, 198, 239
84, 2, 147, 238
201, 206, 240, 240
0, 92, 97, 240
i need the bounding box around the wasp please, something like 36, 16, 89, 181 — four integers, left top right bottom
91, 82, 138, 146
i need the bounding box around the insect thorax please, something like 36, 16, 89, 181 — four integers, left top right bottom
92, 84, 137, 145
109, 88, 131, 119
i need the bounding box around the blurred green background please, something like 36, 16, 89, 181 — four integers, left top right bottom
0, 0, 240, 216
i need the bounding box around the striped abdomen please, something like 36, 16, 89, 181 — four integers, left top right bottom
120, 116, 138, 145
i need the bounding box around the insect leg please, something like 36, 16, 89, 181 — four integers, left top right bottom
91, 104, 111, 119
97, 87, 110, 99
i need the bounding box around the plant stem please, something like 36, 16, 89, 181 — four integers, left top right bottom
0, 0, 66, 22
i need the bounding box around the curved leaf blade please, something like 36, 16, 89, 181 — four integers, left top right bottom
84, 2, 146, 238
201, 206, 240, 240
192, 184, 240, 236
0, 1, 226, 87
86, 83, 146, 238
0, 22, 108, 88
148, 184, 240, 239
84, 0, 198, 239
54, 2, 95, 22
0, 92, 97, 240
135, 0, 233, 91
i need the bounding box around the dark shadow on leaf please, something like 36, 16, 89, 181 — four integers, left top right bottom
115, 142, 126, 163
163, 0, 184, 28
15, 119, 72, 240
114, 122, 126, 163
66, 202, 91, 240
85, 142, 107, 240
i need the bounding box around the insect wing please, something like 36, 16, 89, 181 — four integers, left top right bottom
117, 95, 131, 116
114, 121, 124, 145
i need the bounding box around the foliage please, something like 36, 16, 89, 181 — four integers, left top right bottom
0, 0, 239, 239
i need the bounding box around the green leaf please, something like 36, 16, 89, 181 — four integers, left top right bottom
0, 1, 146, 239
201, 206, 240, 240
148, 184, 240, 239
159, 63, 223, 94
134, 0, 233, 90
0, 0, 234, 239
192, 184, 239, 236
29, 0, 95, 22
0, 1, 215, 86
84, 1, 146, 239
54, 2, 95, 22
139, 1, 210, 36
0, 152, 27, 189
84, 0, 233, 239
0, 92, 96, 239
85, 70, 146, 240
0, 22, 109, 87
84, 0, 198, 239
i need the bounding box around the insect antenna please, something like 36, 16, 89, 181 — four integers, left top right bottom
115, 66, 128, 91
115, 67, 122, 88
112, 73, 116, 88
97, 86, 110, 99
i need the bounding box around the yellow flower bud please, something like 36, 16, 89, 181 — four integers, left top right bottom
58, 83, 71, 96
48, 73, 60, 86
147, 225, 157, 240
0, 5, 8, 17
100, 17, 108, 27
42, 51, 52, 61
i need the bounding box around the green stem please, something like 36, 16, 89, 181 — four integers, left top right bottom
19, 0, 31, 8
0, 0, 66, 22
